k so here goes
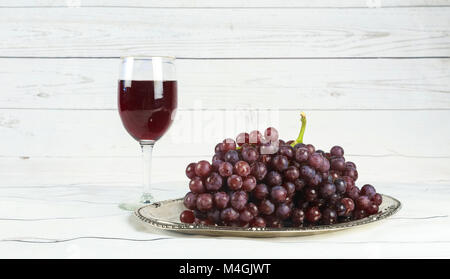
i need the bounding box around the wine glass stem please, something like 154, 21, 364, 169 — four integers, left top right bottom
140, 140, 155, 204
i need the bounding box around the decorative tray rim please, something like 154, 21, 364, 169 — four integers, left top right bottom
134, 194, 401, 233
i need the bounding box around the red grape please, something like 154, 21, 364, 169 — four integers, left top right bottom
241, 147, 259, 163
308, 153, 323, 170
259, 199, 275, 215
251, 162, 268, 180
361, 184, 376, 198
347, 186, 360, 200
282, 181, 296, 197
272, 155, 289, 172
336, 203, 347, 217
327, 193, 341, 207
278, 145, 294, 159
212, 152, 223, 162
353, 209, 367, 220
356, 195, 372, 211
340, 197, 355, 215
227, 174, 243, 190
291, 208, 305, 226
346, 161, 357, 169
251, 217, 266, 228
329, 170, 340, 180
305, 144, 315, 154
189, 177, 205, 194
300, 165, 315, 180
294, 147, 309, 163
342, 176, 355, 190
214, 191, 230, 209
185, 162, 197, 179
319, 158, 330, 173
259, 154, 272, 164
330, 157, 346, 171
321, 208, 337, 225
264, 127, 279, 142
265, 215, 282, 228
194, 160, 211, 177
215, 143, 222, 153
253, 183, 270, 200
239, 209, 254, 223
230, 191, 248, 211
180, 210, 195, 223
270, 186, 288, 204
242, 175, 257, 192
367, 203, 379, 215
246, 202, 259, 216
234, 161, 251, 177
319, 183, 336, 199
211, 159, 223, 172
334, 178, 347, 194
218, 162, 233, 177
371, 193, 383, 206
308, 174, 322, 187
236, 132, 249, 146
249, 130, 263, 144
265, 171, 282, 186
276, 203, 291, 220
224, 150, 239, 165
305, 206, 322, 223
196, 193, 213, 212
330, 146, 344, 157
220, 208, 239, 222
304, 187, 318, 202
183, 192, 197, 210
207, 209, 221, 223
221, 138, 237, 152
344, 167, 358, 181
205, 172, 223, 192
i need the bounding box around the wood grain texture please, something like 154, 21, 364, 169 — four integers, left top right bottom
1, 109, 449, 158
1, 58, 449, 110
0, 8, 449, 58
0, 181, 449, 258
3, 0, 450, 8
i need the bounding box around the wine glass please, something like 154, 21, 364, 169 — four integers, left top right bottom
118, 56, 177, 210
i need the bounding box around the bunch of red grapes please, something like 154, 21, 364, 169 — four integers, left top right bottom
180, 127, 382, 228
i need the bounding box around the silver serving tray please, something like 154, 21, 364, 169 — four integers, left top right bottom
135, 194, 401, 237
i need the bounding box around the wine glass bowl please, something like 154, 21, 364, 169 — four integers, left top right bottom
118, 79, 177, 141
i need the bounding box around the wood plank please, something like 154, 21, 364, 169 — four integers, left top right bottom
0, 8, 449, 57
2, 239, 449, 258
3, 0, 449, 8
1, 156, 449, 188
0, 179, 449, 258
1, 179, 448, 218
1, 58, 449, 110
0, 192, 448, 242
0, 109, 449, 158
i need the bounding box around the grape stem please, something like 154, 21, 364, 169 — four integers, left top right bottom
290, 112, 307, 147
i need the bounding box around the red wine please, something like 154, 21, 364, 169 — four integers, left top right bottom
118, 80, 177, 141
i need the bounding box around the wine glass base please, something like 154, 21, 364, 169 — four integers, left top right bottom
118, 193, 155, 211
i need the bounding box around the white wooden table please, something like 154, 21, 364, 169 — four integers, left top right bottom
0, 0, 449, 258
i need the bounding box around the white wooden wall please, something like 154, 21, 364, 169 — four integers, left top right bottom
0, 1, 449, 258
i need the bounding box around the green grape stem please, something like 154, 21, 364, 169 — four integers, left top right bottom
290, 112, 307, 147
